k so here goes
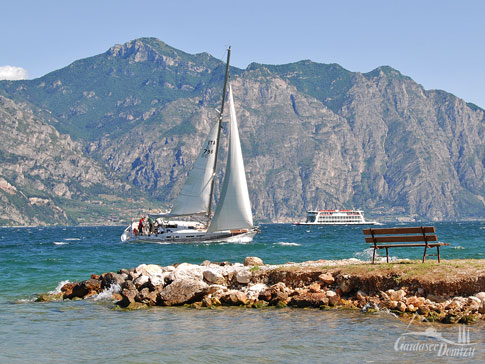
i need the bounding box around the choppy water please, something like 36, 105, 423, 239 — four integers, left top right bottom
1, 222, 484, 363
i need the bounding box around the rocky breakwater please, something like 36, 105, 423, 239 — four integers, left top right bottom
54, 258, 485, 324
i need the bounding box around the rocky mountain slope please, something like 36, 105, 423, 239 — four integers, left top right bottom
0, 95, 155, 225
0, 38, 483, 225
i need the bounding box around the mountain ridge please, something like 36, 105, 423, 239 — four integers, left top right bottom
0, 37, 483, 225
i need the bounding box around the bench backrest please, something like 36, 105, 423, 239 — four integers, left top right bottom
363, 226, 438, 244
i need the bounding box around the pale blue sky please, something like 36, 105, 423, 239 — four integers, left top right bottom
1, 0, 484, 107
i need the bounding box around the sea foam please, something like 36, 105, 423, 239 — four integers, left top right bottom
49, 280, 70, 295
93, 283, 121, 301
274, 242, 301, 247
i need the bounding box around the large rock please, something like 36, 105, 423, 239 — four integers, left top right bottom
318, 273, 335, 285
67, 279, 102, 299
236, 270, 252, 284
259, 282, 289, 305
117, 288, 137, 308
203, 269, 225, 285
169, 263, 204, 282
244, 257, 263, 266
100, 272, 126, 289
387, 289, 406, 301
158, 279, 209, 306
136, 287, 158, 306
290, 291, 328, 308
135, 264, 165, 277
61, 282, 75, 299
220, 291, 249, 305
475, 292, 485, 302
326, 290, 340, 306
134, 275, 150, 289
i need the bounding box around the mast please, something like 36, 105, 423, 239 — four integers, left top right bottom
207, 46, 231, 219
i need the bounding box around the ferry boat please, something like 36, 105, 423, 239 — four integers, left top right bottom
295, 209, 378, 225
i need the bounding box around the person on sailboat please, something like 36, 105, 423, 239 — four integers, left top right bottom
138, 217, 144, 235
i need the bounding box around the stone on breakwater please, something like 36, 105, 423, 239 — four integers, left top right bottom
244, 257, 263, 266
67, 279, 102, 299
318, 273, 335, 285
476, 292, 485, 302
100, 272, 125, 289
158, 279, 208, 306
236, 270, 252, 284
203, 269, 225, 285
326, 290, 340, 306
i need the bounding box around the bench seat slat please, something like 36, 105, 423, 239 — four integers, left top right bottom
363, 226, 435, 235
374, 242, 449, 248
365, 235, 438, 243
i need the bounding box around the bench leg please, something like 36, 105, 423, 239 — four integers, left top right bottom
437, 246, 441, 263
385, 247, 389, 263
372, 247, 376, 264
422, 245, 428, 263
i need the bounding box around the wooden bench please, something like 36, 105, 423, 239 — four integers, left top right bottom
363, 226, 449, 264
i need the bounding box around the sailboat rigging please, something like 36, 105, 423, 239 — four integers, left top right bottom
121, 47, 259, 243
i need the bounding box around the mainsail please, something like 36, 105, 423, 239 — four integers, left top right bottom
170, 121, 219, 216
208, 85, 253, 232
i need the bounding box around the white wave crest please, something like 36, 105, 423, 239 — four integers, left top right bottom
274, 242, 301, 246
48, 280, 70, 295
93, 283, 121, 301
64, 238, 81, 241
452, 246, 465, 250
53, 241, 68, 245
353, 248, 397, 262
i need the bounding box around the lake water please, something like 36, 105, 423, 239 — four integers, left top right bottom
1, 222, 484, 363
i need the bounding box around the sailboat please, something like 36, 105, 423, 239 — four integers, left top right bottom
121, 47, 259, 243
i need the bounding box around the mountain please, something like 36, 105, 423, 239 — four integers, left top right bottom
0, 38, 483, 225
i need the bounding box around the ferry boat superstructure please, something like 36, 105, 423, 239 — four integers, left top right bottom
296, 209, 378, 225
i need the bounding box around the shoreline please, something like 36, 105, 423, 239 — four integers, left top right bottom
38, 258, 485, 324
2, 219, 484, 228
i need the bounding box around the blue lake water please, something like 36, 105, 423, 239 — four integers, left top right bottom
0, 222, 484, 363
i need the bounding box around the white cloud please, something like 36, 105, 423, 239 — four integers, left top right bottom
0, 66, 29, 80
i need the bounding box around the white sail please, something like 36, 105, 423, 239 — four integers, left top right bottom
208, 85, 253, 232
170, 121, 219, 216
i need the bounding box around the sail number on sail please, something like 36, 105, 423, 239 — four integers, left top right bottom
202, 140, 216, 158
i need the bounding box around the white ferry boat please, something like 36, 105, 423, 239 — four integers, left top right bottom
295, 209, 378, 225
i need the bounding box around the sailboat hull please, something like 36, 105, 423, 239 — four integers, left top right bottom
121, 226, 257, 244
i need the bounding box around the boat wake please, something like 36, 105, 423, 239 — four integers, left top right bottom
274, 242, 301, 247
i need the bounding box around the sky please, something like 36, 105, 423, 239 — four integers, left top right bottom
1, 0, 484, 108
